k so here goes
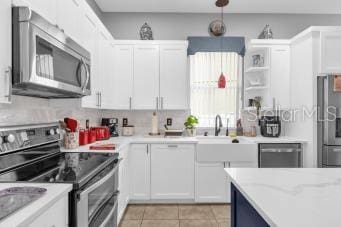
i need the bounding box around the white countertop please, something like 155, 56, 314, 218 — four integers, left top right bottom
244, 136, 309, 143
0, 183, 72, 227
60, 136, 199, 153
225, 168, 341, 227
61, 135, 308, 153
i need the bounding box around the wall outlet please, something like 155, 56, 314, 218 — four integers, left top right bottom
122, 118, 128, 126
167, 118, 172, 126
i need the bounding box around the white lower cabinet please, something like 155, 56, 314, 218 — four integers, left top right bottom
27, 195, 68, 227
130, 144, 151, 200
229, 162, 258, 168
195, 161, 258, 204
118, 145, 130, 223
195, 162, 229, 203
127, 143, 256, 206
150, 144, 195, 200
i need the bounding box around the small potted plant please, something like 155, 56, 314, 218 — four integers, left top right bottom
184, 115, 199, 137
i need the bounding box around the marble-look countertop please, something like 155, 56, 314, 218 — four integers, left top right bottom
0, 183, 72, 227
225, 168, 341, 227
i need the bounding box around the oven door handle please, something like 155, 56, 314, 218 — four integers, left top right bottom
261, 148, 302, 153
78, 158, 122, 200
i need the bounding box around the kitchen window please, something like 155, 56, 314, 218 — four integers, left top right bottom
190, 52, 242, 128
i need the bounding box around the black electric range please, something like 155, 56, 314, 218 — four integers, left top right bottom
0, 144, 118, 188
0, 123, 120, 227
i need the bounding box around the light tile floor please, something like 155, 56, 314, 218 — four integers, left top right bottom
119, 204, 231, 227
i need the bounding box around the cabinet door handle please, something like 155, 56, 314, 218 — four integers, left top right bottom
167, 144, 178, 148
4, 66, 12, 102
161, 97, 164, 110
129, 97, 132, 110
99, 92, 102, 107
96, 92, 100, 107
156, 97, 159, 110
146, 145, 149, 154
331, 148, 341, 152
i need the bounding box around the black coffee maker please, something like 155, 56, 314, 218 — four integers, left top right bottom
101, 118, 119, 137
259, 116, 281, 137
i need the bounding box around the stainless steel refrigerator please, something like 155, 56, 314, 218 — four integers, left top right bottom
317, 75, 341, 167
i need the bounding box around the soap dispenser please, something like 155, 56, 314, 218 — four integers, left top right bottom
225, 118, 229, 136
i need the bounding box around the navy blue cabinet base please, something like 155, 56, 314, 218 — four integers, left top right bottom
231, 183, 270, 227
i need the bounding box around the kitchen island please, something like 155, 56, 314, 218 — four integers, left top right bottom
225, 168, 341, 227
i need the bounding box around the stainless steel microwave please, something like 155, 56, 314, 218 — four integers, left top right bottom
12, 7, 91, 98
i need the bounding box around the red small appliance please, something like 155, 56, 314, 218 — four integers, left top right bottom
79, 129, 89, 146
89, 128, 97, 143
91, 127, 110, 141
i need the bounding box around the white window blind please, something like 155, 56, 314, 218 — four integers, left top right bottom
190, 52, 242, 128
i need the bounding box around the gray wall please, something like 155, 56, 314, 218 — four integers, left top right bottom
85, 0, 104, 21
102, 12, 341, 40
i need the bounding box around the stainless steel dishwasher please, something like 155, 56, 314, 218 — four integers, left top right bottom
259, 143, 302, 168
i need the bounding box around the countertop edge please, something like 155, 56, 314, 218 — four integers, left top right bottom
0, 183, 72, 227
225, 168, 277, 227
61, 136, 309, 153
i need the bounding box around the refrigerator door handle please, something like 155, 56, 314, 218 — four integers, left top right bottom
332, 148, 341, 152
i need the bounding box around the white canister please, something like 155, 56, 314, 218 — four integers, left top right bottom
122, 125, 135, 136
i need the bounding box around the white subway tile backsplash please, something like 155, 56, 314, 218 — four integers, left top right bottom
0, 96, 100, 127
0, 96, 189, 135
101, 110, 190, 135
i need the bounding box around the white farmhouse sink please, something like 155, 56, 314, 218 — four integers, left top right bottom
196, 136, 258, 162
196, 136, 250, 144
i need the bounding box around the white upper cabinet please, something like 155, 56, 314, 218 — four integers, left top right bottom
160, 44, 189, 110
132, 45, 160, 110
98, 32, 115, 109
150, 144, 195, 200
270, 45, 291, 109
25, 0, 57, 24
113, 41, 189, 110
56, 0, 83, 42
81, 13, 100, 108
0, 0, 12, 103
112, 45, 134, 110
320, 31, 341, 74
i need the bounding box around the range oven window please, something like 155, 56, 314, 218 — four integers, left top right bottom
87, 169, 116, 220
35, 36, 84, 87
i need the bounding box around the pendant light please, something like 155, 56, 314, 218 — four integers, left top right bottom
217, 1, 228, 89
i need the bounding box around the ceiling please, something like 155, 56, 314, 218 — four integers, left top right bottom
95, 0, 341, 14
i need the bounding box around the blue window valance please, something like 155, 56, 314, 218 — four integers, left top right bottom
187, 36, 245, 56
